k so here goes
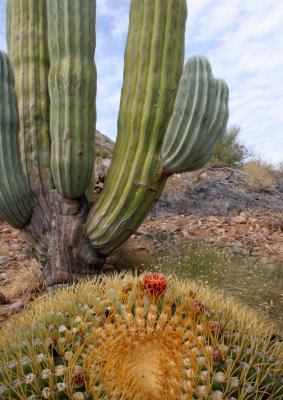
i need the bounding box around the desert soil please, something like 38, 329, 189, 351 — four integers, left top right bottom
0, 168, 282, 333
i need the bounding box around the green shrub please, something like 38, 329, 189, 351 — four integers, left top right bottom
210, 126, 249, 168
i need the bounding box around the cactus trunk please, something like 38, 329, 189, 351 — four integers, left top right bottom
7, 0, 54, 194
1, 0, 229, 287
87, 0, 187, 254
47, 0, 97, 199
0, 51, 31, 228
3, 0, 100, 287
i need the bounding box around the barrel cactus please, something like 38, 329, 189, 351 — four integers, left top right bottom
0, 0, 229, 287
0, 273, 282, 399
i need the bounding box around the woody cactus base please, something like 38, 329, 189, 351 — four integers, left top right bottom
0, 0, 229, 287
0, 273, 282, 399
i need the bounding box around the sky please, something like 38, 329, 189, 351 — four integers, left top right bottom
0, 0, 282, 164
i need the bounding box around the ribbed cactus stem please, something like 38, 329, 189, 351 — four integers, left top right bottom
161, 56, 229, 174
0, 51, 31, 228
7, 0, 54, 192
0, 1, 231, 287
47, 0, 97, 199
190, 78, 229, 170
87, 0, 187, 254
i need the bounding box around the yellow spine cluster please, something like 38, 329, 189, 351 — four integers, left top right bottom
0, 274, 282, 399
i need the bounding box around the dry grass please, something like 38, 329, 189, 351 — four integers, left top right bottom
243, 160, 275, 190
162, 171, 203, 194
163, 173, 190, 194
9, 259, 46, 300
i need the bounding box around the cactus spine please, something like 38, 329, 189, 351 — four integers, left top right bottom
0, 51, 31, 228
87, 0, 187, 254
0, 0, 229, 286
47, 0, 96, 199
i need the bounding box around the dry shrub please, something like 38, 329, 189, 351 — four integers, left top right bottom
274, 162, 283, 178
163, 171, 202, 194
10, 259, 46, 300
163, 174, 188, 194
243, 160, 275, 190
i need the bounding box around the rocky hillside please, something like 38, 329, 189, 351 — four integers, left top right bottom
94, 131, 283, 219
95, 129, 115, 159
151, 168, 283, 219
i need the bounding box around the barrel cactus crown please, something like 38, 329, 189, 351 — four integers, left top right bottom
0, 0, 229, 287
0, 273, 282, 399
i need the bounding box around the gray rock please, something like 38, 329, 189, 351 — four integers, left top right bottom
232, 246, 250, 257
259, 257, 268, 266
16, 254, 27, 262
0, 256, 10, 265
0, 273, 8, 281
95, 157, 111, 179
10, 243, 22, 251
10, 301, 25, 314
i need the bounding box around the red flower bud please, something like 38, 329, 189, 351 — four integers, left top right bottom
143, 273, 167, 296
72, 365, 84, 387
209, 321, 222, 336
192, 299, 205, 313
212, 348, 223, 363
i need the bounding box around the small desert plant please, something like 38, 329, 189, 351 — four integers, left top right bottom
162, 173, 192, 195
210, 126, 249, 168
273, 162, 283, 178
0, 259, 46, 308
11, 259, 46, 300
0, 273, 282, 399
243, 160, 275, 190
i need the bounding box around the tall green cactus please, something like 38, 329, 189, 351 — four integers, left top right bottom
87, 0, 187, 254
7, 0, 54, 193
0, 51, 31, 228
0, 0, 229, 287
47, 0, 96, 199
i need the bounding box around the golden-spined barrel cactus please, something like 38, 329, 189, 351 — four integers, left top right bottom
0, 274, 282, 399
1, 0, 229, 287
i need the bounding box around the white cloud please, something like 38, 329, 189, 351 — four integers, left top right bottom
0, 0, 282, 163
96, 0, 129, 38
185, 0, 283, 163
0, 0, 6, 51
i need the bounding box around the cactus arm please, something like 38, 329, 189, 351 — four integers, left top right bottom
161, 56, 229, 174
188, 79, 229, 170
87, 0, 187, 254
7, 0, 54, 193
46, 0, 96, 199
0, 51, 32, 228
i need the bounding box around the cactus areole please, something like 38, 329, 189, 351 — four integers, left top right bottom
0, 0, 229, 287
